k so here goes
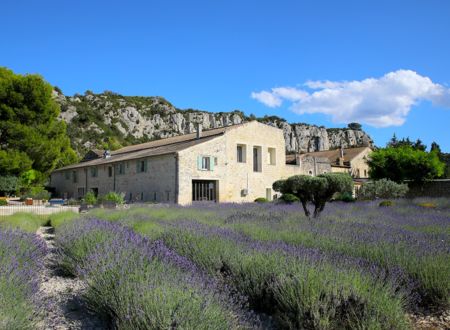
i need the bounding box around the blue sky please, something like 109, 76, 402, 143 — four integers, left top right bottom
2, 0, 450, 151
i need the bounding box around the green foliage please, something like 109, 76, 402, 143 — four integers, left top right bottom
0, 150, 32, 176
279, 193, 300, 204
0, 199, 7, 206
347, 122, 362, 130
334, 191, 355, 202
23, 186, 51, 200
254, 197, 268, 203
99, 192, 125, 205
358, 179, 409, 200
273, 173, 354, 217
368, 146, 445, 183
83, 191, 97, 205
0, 176, 21, 196
0, 67, 78, 178
379, 200, 394, 207
0, 212, 48, 232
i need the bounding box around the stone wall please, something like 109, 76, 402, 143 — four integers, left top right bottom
50, 154, 177, 202
406, 180, 450, 198
177, 122, 295, 204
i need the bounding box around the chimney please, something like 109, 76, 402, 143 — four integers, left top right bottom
338, 146, 344, 166
196, 123, 202, 139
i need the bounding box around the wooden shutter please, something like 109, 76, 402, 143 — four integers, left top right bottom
136, 161, 140, 173
144, 160, 148, 172
209, 156, 214, 171
197, 156, 203, 170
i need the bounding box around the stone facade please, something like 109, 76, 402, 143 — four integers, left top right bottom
50, 121, 333, 204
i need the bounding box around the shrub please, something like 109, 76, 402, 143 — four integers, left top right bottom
254, 197, 268, 203
379, 200, 394, 207
273, 173, 354, 217
417, 202, 437, 209
0, 229, 47, 329
0, 176, 21, 196
23, 186, 51, 200
279, 193, 299, 204
358, 179, 408, 200
0, 199, 7, 206
334, 191, 355, 202
83, 191, 97, 205
99, 192, 125, 205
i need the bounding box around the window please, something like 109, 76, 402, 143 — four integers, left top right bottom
253, 146, 262, 172
72, 171, 78, 183
364, 169, 367, 177
266, 188, 272, 201
197, 156, 214, 171
77, 187, 84, 198
166, 191, 170, 202
108, 166, 113, 177
202, 157, 210, 170
237, 144, 246, 163
357, 169, 361, 178
117, 163, 125, 175
64, 171, 70, 180
136, 159, 147, 173
309, 170, 313, 176
90, 167, 98, 178
268, 148, 276, 165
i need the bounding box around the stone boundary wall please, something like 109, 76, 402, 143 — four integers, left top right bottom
406, 180, 450, 198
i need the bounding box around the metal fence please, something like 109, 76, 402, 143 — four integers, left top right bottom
0, 205, 79, 218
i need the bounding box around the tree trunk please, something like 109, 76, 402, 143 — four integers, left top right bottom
300, 200, 310, 217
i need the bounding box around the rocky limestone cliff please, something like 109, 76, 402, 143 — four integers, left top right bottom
54, 90, 373, 156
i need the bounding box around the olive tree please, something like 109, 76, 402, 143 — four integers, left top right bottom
273, 173, 353, 218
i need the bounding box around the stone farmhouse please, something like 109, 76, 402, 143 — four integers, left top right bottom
50, 121, 331, 204
299, 146, 372, 179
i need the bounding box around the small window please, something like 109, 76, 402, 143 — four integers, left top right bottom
64, 171, 70, 180
118, 163, 125, 175
198, 156, 214, 171
253, 146, 262, 172
153, 192, 157, 201
108, 166, 113, 177
309, 170, 313, 176
166, 191, 170, 202
202, 157, 210, 170
90, 167, 98, 177
72, 171, 78, 183
364, 169, 367, 177
268, 148, 276, 165
136, 159, 147, 173
237, 144, 246, 163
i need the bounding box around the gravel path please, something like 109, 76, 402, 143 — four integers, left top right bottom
35, 226, 108, 330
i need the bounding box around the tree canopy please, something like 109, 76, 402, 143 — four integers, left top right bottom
368, 146, 445, 183
0, 67, 77, 182
273, 173, 353, 218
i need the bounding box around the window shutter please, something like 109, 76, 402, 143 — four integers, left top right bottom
144, 160, 148, 172
136, 161, 140, 173
197, 156, 203, 170
209, 156, 214, 171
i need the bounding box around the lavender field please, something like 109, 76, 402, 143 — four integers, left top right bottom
1, 199, 449, 329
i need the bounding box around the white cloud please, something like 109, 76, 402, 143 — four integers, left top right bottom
251, 70, 450, 127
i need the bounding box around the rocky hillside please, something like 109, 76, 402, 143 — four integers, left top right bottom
54, 90, 373, 156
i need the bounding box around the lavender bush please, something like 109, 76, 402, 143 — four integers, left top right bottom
54, 199, 448, 329
55, 218, 254, 329
0, 229, 47, 329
